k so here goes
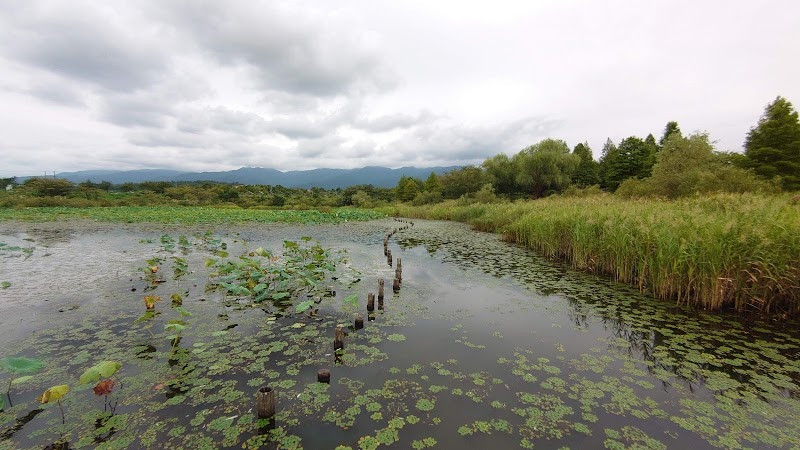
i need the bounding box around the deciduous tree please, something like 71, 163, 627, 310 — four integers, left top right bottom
512, 139, 579, 198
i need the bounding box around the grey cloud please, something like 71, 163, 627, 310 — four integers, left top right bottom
101, 74, 210, 129
268, 101, 360, 139
154, 2, 395, 96
177, 107, 269, 135
294, 135, 346, 158
26, 82, 86, 107
126, 129, 207, 148
100, 95, 172, 128
174, 106, 338, 140
389, 116, 563, 163
344, 140, 378, 159
353, 110, 435, 132
260, 91, 323, 114
2, 3, 169, 92
270, 119, 330, 140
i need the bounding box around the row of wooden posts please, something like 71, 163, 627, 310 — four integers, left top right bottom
256, 218, 414, 419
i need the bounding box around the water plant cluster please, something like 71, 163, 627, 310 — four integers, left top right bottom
0, 206, 384, 224
0, 241, 35, 289
390, 192, 800, 314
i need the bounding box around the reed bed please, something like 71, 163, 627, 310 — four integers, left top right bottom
393, 193, 800, 314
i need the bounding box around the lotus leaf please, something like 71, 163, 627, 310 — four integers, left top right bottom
80, 361, 122, 385
0, 356, 44, 374
37, 385, 69, 403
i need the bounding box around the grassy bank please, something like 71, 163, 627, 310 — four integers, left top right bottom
388, 193, 800, 314
0, 206, 385, 224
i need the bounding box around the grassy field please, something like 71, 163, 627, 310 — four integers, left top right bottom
388, 193, 800, 314
0, 206, 385, 224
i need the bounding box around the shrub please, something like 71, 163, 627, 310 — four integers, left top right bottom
411, 190, 443, 206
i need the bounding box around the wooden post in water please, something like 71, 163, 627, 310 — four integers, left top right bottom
395, 267, 402, 284
387, 250, 393, 266
378, 279, 384, 302
334, 326, 345, 351
397, 257, 402, 270
256, 386, 276, 418
355, 314, 364, 330
393, 277, 400, 293
367, 293, 375, 312
317, 369, 331, 383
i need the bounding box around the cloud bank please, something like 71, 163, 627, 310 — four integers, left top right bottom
1, 1, 799, 176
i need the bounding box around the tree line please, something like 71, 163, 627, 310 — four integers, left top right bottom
3, 96, 798, 208
395, 95, 799, 204
0, 177, 400, 209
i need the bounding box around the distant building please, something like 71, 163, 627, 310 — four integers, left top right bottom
5, 184, 12, 191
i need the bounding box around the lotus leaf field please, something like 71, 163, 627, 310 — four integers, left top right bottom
0, 211, 798, 449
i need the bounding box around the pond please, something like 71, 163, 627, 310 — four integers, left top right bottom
0, 219, 798, 449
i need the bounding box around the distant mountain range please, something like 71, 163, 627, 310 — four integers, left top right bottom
27, 166, 461, 189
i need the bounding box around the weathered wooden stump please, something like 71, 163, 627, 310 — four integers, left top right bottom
393, 277, 400, 293
367, 293, 375, 312
256, 386, 276, 418
317, 369, 331, 383
355, 314, 364, 330
334, 326, 345, 351
378, 279, 384, 302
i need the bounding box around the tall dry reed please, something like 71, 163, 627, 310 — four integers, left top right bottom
393, 193, 800, 314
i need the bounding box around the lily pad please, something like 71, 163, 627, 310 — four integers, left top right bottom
0, 356, 44, 374
80, 361, 122, 385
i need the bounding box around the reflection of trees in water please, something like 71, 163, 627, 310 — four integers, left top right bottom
397, 225, 568, 289
397, 222, 800, 401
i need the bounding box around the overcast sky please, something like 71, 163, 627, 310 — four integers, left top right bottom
1, 1, 799, 177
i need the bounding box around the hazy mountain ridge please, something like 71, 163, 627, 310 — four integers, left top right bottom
41, 166, 460, 189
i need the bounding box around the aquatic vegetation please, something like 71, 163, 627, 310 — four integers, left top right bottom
204, 237, 355, 316
36, 385, 69, 424
1, 219, 799, 449
0, 242, 34, 259
1, 357, 44, 409
0, 206, 386, 224
392, 193, 800, 314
